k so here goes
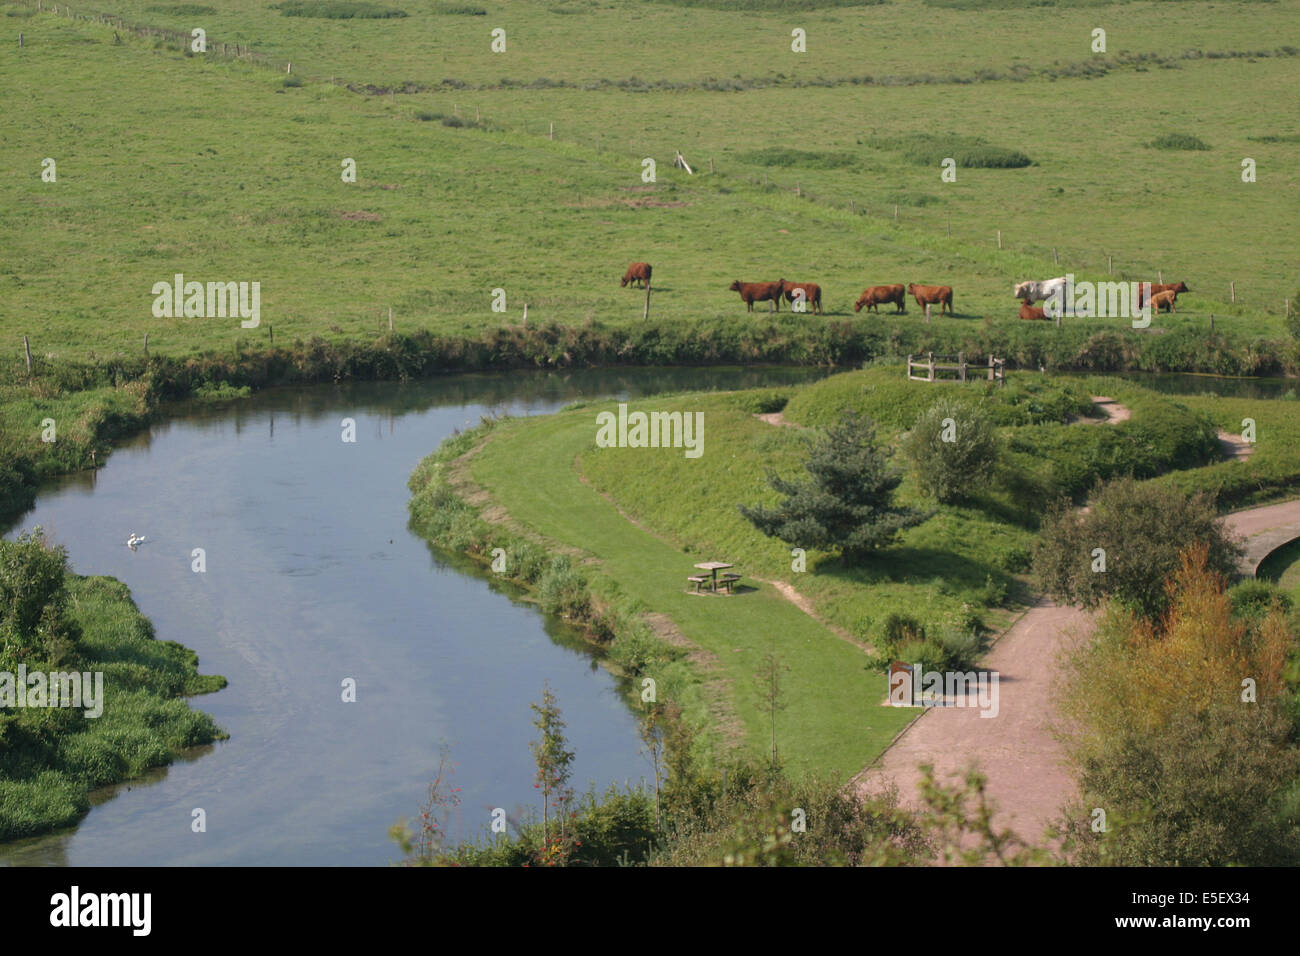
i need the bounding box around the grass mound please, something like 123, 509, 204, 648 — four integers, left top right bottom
1149, 132, 1212, 150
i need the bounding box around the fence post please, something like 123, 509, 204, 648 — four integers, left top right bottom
144, 333, 148, 355
1158, 269, 1163, 284
388, 306, 393, 331
1108, 255, 1112, 274
997, 230, 1002, 249
925, 302, 931, 325
270, 324, 274, 345
946, 217, 950, 237
19, 32, 23, 47
988, 354, 994, 382
709, 157, 714, 173
958, 351, 966, 381
894, 204, 898, 221
1230, 281, 1236, 303
549, 121, 553, 140
928, 352, 934, 381
24, 335, 33, 374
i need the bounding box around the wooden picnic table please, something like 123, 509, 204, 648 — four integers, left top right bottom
694, 561, 734, 592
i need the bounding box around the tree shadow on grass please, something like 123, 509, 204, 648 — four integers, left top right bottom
812, 545, 999, 592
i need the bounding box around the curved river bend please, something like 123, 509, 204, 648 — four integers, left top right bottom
0, 367, 825, 866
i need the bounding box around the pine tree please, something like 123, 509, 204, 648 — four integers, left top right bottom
739, 411, 928, 564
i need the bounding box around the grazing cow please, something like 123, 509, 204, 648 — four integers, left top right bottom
1018, 299, 1047, 320
1149, 289, 1179, 313
1136, 280, 1189, 309
778, 278, 823, 315
854, 284, 907, 314
1014, 277, 1069, 303
620, 262, 652, 288
907, 283, 954, 316
729, 280, 784, 312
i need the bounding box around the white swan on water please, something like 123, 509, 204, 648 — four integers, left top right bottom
127, 533, 146, 548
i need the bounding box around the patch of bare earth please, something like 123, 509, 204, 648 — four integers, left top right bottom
1071, 396, 1131, 425
753, 411, 804, 428
1217, 429, 1256, 460
338, 210, 382, 221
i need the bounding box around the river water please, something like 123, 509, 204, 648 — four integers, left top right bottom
0, 366, 827, 866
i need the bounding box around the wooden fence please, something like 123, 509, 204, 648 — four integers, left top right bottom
907, 352, 1005, 384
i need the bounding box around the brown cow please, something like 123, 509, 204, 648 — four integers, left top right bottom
1149, 289, 1179, 313
729, 280, 783, 312
778, 278, 823, 315
854, 284, 906, 314
1136, 280, 1189, 309
907, 283, 954, 316
620, 262, 652, 288
1018, 299, 1047, 320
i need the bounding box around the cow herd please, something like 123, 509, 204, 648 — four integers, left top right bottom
1014, 276, 1190, 320
619, 262, 1189, 320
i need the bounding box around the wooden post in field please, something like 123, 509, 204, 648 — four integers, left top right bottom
925, 303, 932, 326
1158, 269, 1163, 284
643, 283, 651, 321
795, 181, 800, 198
987, 354, 995, 381
1108, 255, 1112, 274
958, 351, 966, 382
24, 335, 33, 374
893, 204, 898, 221
709, 157, 714, 173
144, 333, 149, 355
1230, 281, 1236, 303
1209, 315, 1215, 333
850, 199, 855, 213
19, 33, 23, 47
1285, 299, 1291, 318
388, 306, 393, 331
269, 324, 274, 345
927, 351, 935, 380
523, 303, 528, 325
549, 121, 553, 140
946, 217, 950, 237
997, 230, 1002, 249
287, 62, 291, 74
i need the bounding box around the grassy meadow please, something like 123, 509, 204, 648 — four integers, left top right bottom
2, 0, 1297, 368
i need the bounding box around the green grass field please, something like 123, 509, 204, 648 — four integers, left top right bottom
3, 0, 1297, 367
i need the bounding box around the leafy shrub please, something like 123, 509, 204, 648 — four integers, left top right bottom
536, 555, 590, 618
902, 398, 1000, 503
1228, 577, 1293, 620
1034, 477, 1243, 619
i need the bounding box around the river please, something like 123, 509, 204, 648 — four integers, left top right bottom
0, 366, 827, 866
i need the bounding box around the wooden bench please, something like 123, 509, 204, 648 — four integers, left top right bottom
687, 575, 712, 593
717, 573, 741, 594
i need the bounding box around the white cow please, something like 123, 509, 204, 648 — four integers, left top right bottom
1013, 276, 1069, 302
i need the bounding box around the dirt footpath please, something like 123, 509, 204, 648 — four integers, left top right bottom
853, 599, 1093, 843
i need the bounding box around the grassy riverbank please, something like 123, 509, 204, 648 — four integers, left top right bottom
0, 535, 226, 841
407, 366, 1299, 778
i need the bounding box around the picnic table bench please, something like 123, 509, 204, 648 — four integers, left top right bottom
688, 561, 740, 594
